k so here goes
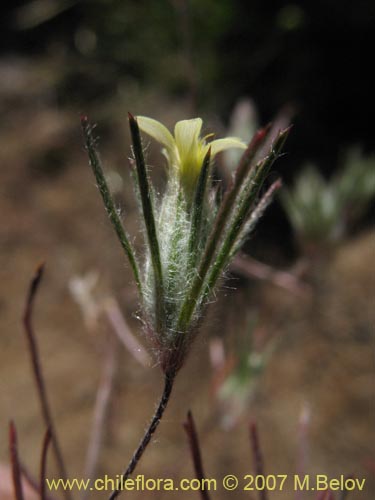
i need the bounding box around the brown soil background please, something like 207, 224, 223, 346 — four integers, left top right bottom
0, 60, 374, 499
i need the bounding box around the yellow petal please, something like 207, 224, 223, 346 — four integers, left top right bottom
174, 118, 203, 160
137, 116, 176, 153
210, 137, 247, 157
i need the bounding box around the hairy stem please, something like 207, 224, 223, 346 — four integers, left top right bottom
109, 373, 175, 500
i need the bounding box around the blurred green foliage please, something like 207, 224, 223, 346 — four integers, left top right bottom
7, 0, 374, 164
70, 0, 234, 103
217, 317, 272, 428
281, 149, 375, 251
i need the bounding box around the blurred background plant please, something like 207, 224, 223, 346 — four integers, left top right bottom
280, 149, 375, 255
209, 314, 275, 430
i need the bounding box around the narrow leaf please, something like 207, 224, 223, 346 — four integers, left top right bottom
81, 115, 143, 298
231, 178, 282, 256
188, 148, 211, 261
203, 127, 290, 296
176, 124, 273, 331
128, 113, 165, 332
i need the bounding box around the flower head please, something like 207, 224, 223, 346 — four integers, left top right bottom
83, 112, 289, 375
137, 116, 246, 195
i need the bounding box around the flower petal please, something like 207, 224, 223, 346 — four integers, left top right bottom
210, 137, 247, 157
174, 118, 203, 159
137, 116, 176, 152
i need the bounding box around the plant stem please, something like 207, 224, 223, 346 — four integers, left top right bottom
20, 463, 57, 500
23, 264, 72, 500
9, 421, 24, 500
83, 333, 118, 499
183, 411, 211, 500
40, 428, 52, 500
109, 372, 175, 500
103, 297, 151, 367
231, 254, 311, 296
249, 420, 268, 500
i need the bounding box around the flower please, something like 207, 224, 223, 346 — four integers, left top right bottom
83, 113, 288, 374
137, 116, 246, 195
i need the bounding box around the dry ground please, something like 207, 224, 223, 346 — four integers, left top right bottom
1, 58, 374, 499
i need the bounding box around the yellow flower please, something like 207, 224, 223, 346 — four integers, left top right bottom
137, 116, 246, 194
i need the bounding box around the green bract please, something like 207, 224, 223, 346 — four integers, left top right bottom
82, 114, 289, 376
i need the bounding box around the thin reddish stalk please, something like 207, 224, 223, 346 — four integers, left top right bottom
316, 490, 335, 500
183, 410, 211, 500
339, 476, 353, 500
9, 421, 24, 500
83, 333, 118, 497
23, 264, 71, 500
40, 428, 52, 500
249, 420, 268, 500
19, 463, 57, 500
295, 405, 310, 500
103, 297, 150, 367
232, 254, 311, 296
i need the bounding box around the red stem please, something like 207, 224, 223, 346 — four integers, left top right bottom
183, 410, 211, 500
9, 421, 24, 500
249, 420, 268, 500
23, 264, 72, 500
40, 428, 52, 500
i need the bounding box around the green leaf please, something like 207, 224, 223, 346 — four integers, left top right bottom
81, 115, 143, 299
128, 113, 165, 332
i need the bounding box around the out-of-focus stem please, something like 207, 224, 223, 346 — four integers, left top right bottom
9, 421, 24, 500
40, 428, 52, 500
183, 411, 211, 500
23, 264, 72, 500
83, 334, 118, 498
249, 421, 268, 500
